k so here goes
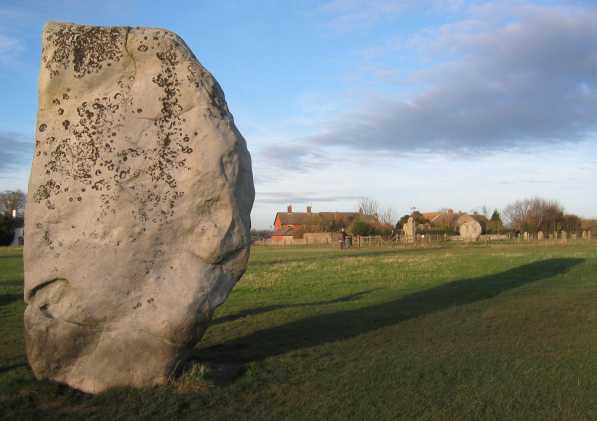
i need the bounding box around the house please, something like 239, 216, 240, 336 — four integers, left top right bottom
272, 205, 365, 241
421, 209, 457, 227
420, 208, 488, 232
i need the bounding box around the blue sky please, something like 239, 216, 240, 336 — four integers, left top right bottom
1, 0, 596, 229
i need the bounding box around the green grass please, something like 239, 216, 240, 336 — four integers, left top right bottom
1, 242, 597, 420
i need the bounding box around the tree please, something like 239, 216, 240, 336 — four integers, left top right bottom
503, 197, 566, 233
380, 207, 396, 226
357, 197, 379, 217
350, 219, 376, 236
503, 200, 531, 231
396, 214, 410, 230
561, 214, 581, 233
0, 190, 26, 216
486, 209, 504, 234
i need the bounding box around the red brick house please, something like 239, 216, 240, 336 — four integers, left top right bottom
272, 205, 364, 240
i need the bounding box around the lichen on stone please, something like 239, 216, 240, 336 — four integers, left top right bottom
44, 24, 126, 79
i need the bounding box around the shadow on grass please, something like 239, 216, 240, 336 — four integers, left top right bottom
0, 293, 20, 306
0, 281, 24, 288
0, 362, 26, 374
212, 289, 379, 325
196, 258, 583, 364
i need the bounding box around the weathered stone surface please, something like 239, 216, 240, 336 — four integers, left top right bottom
402, 216, 416, 242
457, 215, 482, 241
537, 231, 544, 241
24, 22, 254, 393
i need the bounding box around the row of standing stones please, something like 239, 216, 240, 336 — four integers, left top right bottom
402, 215, 482, 242
24, 22, 254, 394
521, 230, 592, 240
402, 216, 592, 243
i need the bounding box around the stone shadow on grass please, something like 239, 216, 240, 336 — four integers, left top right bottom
196, 258, 583, 364
0, 362, 26, 374
211, 289, 379, 325
0, 293, 20, 307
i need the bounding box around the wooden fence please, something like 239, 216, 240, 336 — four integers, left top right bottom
254, 230, 593, 248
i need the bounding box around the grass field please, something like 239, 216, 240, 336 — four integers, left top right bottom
1, 242, 597, 420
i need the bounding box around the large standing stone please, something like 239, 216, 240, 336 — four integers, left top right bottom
457, 215, 482, 241
24, 22, 254, 393
402, 216, 416, 243
537, 231, 544, 241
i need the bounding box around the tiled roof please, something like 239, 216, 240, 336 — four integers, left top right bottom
276, 211, 364, 226
421, 212, 442, 222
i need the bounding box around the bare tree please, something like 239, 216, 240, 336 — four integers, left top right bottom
502, 199, 530, 231
503, 197, 564, 232
380, 207, 396, 226
0, 190, 26, 216
357, 197, 379, 217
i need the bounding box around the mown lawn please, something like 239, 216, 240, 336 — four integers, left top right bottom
1, 242, 596, 420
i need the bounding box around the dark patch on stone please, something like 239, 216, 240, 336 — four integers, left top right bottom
45, 24, 126, 79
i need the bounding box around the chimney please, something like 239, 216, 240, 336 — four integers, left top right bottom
306, 206, 312, 213
287, 204, 293, 213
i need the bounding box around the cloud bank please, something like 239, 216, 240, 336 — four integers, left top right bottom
309, 3, 597, 154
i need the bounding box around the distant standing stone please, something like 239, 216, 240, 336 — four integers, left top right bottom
24, 22, 254, 393
457, 215, 482, 241
537, 231, 544, 241
403, 216, 416, 243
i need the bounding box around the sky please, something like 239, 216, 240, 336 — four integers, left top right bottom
1, 0, 596, 229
